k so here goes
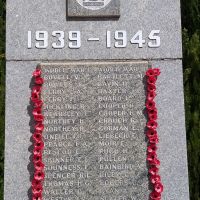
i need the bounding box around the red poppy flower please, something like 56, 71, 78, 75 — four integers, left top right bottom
150, 175, 161, 184
33, 196, 42, 200
150, 191, 161, 200
149, 158, 160, 166
33, 132, 43, 142
33, 69, 42, 77
147, 144, 157, 153
33, 110, 42, 116
146, 69, 155, 77
149, 167, 159, 176
148, 84, 156, 92
32, 178, 41, 187
35, 77, 44, 85
148, 109, 157, 116
146, 100, 156, 110
34, 100, 43, 108
34, 161, 45, 171
154, 182, 164, 193
34, 171, 45, 181
153, 68, 161, 76
147, 129, 157, 139
33, 153, 42, 163
147, 120, 158, 130
32, 193, 42, 200
32, 183, 43, 195
34, 114, 44, 122
147, 153, 160, 166
149, 136, 159, 144
147, 152, 157, 162
147, 76, 157, 85
34, 141, 44, 150
149, 113, 158, 121
33, 108, 42, 116
147, 91, 156, 101
35, 123, 44, 132
33, 146, 43, 155
32, 86, 42, 94
31, 92, 40, 102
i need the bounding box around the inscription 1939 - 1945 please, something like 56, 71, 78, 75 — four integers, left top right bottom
40, 62, 149, 200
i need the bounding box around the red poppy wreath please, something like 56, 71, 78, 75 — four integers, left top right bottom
146, 68, 164, 200
31, 68, 45, 200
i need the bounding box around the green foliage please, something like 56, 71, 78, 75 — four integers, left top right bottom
181, 0, 200, 35
0, 0, 5, 199
182, 0, 200, 199
183, 30, 200, 200
0, 0, 5, 55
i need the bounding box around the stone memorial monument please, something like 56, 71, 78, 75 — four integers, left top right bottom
5, 0, 190, 200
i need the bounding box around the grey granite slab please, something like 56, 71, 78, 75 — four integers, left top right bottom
68, 0, 120, 18
6, 0, 182, 60
151, 60, 190, 200
5, 60, 189, 200
40, 62, 149, 199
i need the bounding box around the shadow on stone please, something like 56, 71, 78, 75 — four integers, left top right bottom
27, 76, 35, 200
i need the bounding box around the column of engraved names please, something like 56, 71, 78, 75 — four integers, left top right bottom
96, 65, 146, 199
40, 64, 147, 200
42, 66, 92, 199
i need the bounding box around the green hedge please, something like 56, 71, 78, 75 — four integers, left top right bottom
0, 0, 200, 199
181, 0, 200, 199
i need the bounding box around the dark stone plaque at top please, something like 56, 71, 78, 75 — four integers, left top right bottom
40, 62, 149, 200
68, 0, 120, 18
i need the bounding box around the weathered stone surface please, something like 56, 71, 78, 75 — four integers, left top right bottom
68, 0, 120, 18
5, 60, 190, 200
6, 0, 182, 60
40, 62, 149, 199
152, 60, 190, 200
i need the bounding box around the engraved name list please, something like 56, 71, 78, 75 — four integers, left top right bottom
40, 62, 149, 200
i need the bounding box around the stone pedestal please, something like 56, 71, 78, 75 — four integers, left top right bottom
5, 1, 189, 200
